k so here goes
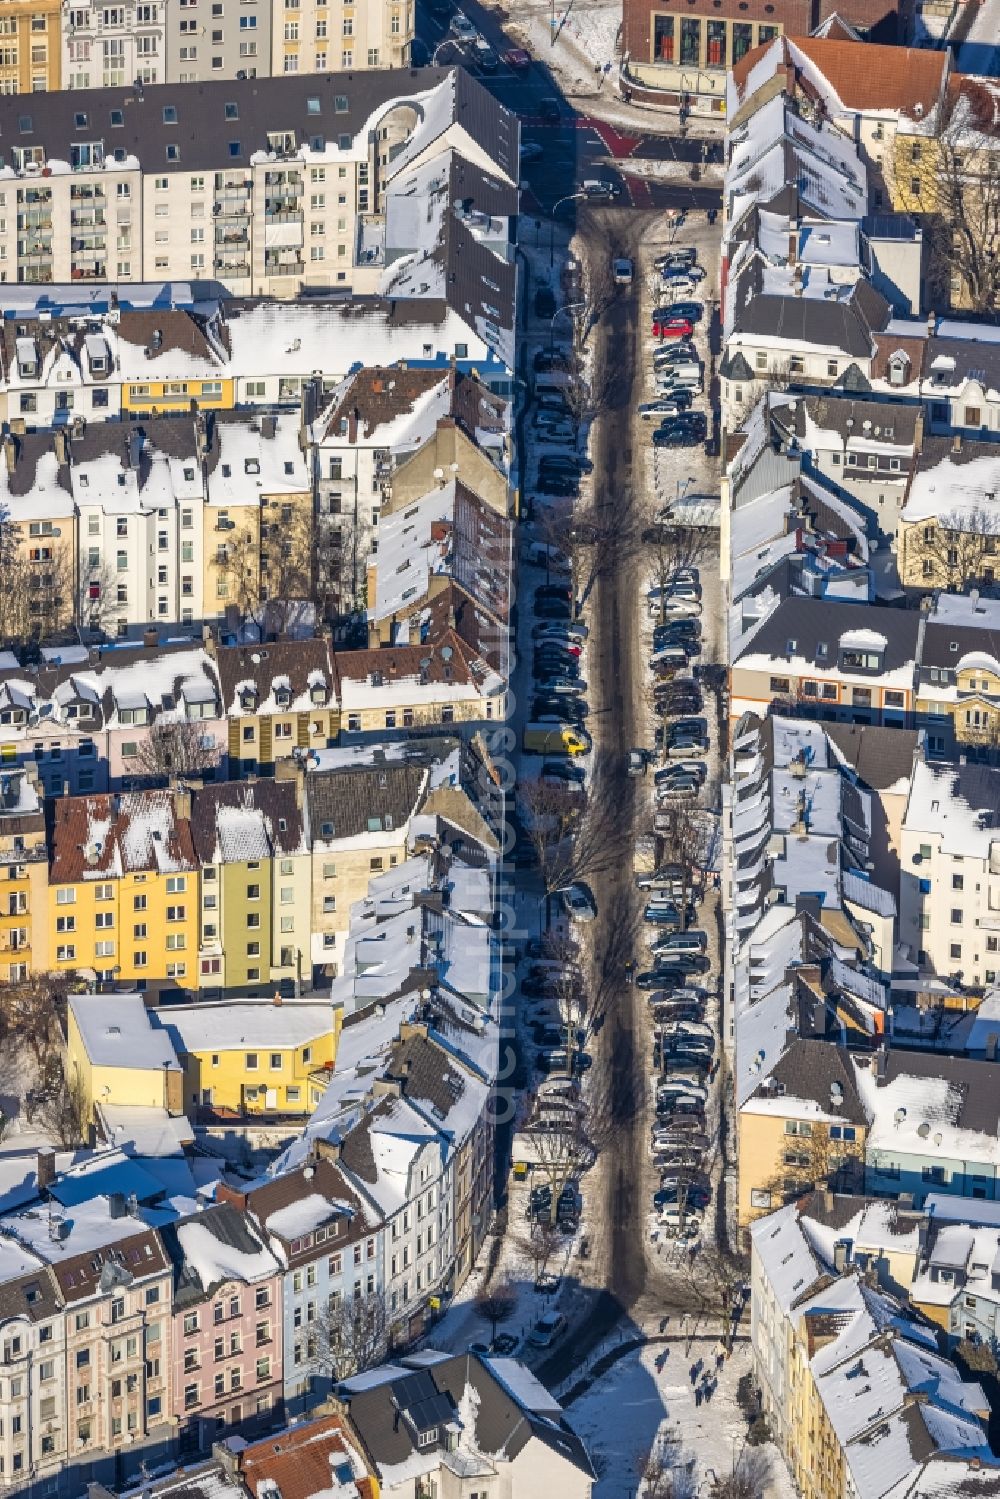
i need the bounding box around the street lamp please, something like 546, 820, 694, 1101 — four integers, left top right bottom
549, 299, 586, 354
550, 190, 586, 268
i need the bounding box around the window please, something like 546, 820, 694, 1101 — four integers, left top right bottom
245, 1052, 258, 1071
951, 908, 963, 925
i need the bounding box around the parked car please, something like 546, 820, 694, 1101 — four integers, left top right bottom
533, 618, 588, 640
653, 424, 701, 448
528, 1312, 567, 1348
503, 45, 531, 66
668, 301, 703, 323
653, 343, 700, 368
639, 395, 693, 418
541, 760, 586, 785
560, 883, 596, 922
449, 10, 477, 39
654, 248, 698, 270
652, 313, 694, 339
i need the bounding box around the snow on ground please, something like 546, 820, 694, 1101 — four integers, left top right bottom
498, 0, 622, 99
567, 1340, 797, 1499
954, 0, 1000, 77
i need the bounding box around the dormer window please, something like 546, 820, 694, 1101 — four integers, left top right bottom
841, 649, 883, 673
275, 687, 291, 708
786, 639, 798, 656
240, 688, 258, 711
416, 1428, 438, 1449
888, 352, 909, 387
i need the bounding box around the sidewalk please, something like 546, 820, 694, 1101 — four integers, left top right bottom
481, 0, 725, 137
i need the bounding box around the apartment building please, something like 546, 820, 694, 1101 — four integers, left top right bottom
0, 69, 518, 315
305, 760, 427, 965
0, 637, 224, 794
336, 1352, 595, 1499
48, 786, 199, 993
160, 1203, 284, 1452
214, 639, 339, 778
897, 436, 1000, 591
750, 1203, 996, 1499
223, 1157, 382, 1415
0, 763, 49, 982
914, 593, 1000, 755
186, 779, 312, 998
899, 755, 1000, 988
730, 596, 921, 726
152, 997, 337, 1115
0, 0, 61, 94
58, 0, 411, 92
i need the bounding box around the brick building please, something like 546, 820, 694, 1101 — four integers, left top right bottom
621, 0, 908, 111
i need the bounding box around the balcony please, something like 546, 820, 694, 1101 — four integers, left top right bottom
71, 264, 107, 281
264, 256, 304, 276
70, 184, 104, 201
70, 211, 106, 229
21, 188, 52, 206
216, 227, 249, 247
17, 213, 52, 232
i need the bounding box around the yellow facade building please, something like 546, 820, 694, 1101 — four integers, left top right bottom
48, 788, 199, 995
66, 990, 184, 1123
150, 997, 338, 1117
0, 0, 61, 94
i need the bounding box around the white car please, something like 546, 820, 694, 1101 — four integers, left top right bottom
560, 883, 596, 922
528, 1312, 567, 1347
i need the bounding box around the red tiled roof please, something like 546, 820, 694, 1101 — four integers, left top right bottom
49, 789, 197, 884
238, 1414, 376, 1499
787, 36, 948, 117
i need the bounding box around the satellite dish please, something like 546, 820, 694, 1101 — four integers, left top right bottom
432, 467, 444, 481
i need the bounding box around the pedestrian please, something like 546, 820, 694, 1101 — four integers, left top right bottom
660, 1315, 669, 1333
695, 1387, 702, 1407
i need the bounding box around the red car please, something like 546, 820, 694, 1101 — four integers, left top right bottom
652, 315, 694, 339
503, 47, 531, 67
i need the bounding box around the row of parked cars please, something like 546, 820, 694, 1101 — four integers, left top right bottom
636, 535, 718, 1238
646, 247, 712, 451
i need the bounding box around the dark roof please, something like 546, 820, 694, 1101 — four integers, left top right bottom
914, 434, 1000, 475
1, 431, 71, 498
0, 1264, 62, 1325
341, 1352, 594, 1479
334, 631, 493, 693
824, 721, 919, 790
924, 335, 1000, 394
779, 394, 921, 447
922, 618, 1000, 671
214, 638, 336, 714
768, 1038, 869, 1123
321, 369, 450, 444
305, 763, 427, 842
189, 779, 305, 864
236, 1158, 373, 1258
161, 1201, 274, 1306
383, 1032, 471, 1130
730, 262, 890, 358
736, 595, 921, 673
0, 66, 515, 184
881, 1049, 1000, 1136
450, 372, 508, 444
238, 1414, 375, 1499
50, 1227, 170, 1302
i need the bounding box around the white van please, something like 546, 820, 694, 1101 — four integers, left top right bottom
656, 364, 703, 392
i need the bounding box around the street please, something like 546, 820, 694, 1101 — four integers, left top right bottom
414, 0, 723, 214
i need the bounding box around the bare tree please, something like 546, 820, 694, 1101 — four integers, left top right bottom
655, 802, 710, 922
528, 1064, 640, 1226
0, 973, 69, 1073
475, 1278, 517, 1341
518, 1220, 563, 1284
132, 721, 222, 785
0, 518, 75, 646
919, 83, 1000, 315
259, 503, 316, 633
646, 517, 713, 628
326, 1291, 388, 1381
681, 1245, 748, 1355
39, 1065, 89, 1149
904, 505, 1000, 593
709, 1447, 773, 1499
518, 762, 628, 924
638, 1434, 697, 1499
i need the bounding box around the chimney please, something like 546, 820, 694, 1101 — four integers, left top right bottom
3, 434, 16, 475
36, 1148, 56, 1192
788, 229, 797, 266
952, 433, 962, 454
927, 310, 935, 337
172, 783, 192, 822
53, 429, 68, 465
833, 1240, 849, 1274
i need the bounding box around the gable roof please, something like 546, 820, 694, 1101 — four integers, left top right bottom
238, 1414, 376, 1499
305, 762, 427, 843
49, 788, 197, 883
189, 779, 306, 865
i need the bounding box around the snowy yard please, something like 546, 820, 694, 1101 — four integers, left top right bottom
566, 1339, 797, 1499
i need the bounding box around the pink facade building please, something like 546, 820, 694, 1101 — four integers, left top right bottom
161, 1203, 283, 1456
